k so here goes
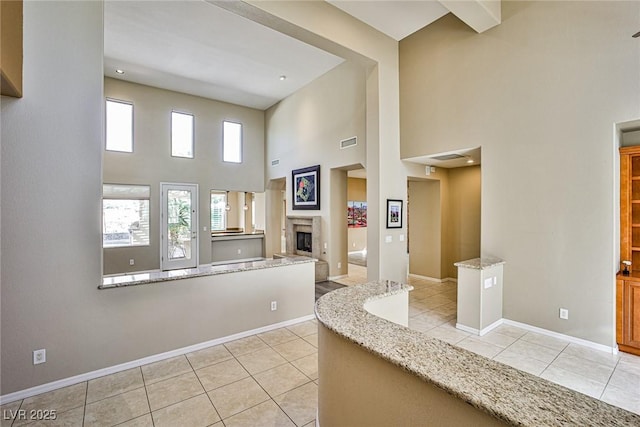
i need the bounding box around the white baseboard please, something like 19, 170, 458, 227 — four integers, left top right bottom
501, 319, 616, 354
0, 314, 315, 405
328, 274, 347, 281
408, 273, 457, 283
455, 318, 616, 353
456, 319, 503, 336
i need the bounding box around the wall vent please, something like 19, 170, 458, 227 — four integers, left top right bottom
430, 153, 465, 161
340, 136, 357, 149
271, 159, 280, 167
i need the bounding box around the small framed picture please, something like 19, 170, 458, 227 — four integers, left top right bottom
292, 165, 320, 210
386, 199, 403, 228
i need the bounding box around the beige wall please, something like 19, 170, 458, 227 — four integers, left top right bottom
265, 61, 367, 277
407, 166, 480, 280
103, 78, 264, 274
408, 180, 442, 278
447, 166, 481, 278
400, 1, 640, 345
240, 0, 408, 282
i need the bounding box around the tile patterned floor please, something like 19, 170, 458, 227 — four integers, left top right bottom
406, 275, 640, 415
2, 272, 639, 425
1, 322, 319, 427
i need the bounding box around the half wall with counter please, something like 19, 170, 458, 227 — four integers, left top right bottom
95, 257, 315, 384
315, 281, 640, 426
211, 231, 265, 264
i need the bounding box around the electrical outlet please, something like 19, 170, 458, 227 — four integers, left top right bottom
559, 308, 569, 320
271, 301, 277, 311
338, 262, 341, 269
33, 349, 46, 365
129, 259, 135, 266
237, 249, 241, 255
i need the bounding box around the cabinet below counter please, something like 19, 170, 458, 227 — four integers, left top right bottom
211, 232, 265, 264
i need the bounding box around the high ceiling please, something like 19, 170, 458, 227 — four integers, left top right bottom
104, 1, 499, 110
104, 1, 345, 110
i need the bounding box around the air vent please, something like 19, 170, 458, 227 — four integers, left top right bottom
271, 159, 280, 167
430, 153, 465, 161
340, 136, 357, 149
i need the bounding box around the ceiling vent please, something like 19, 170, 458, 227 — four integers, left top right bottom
430, 153, 465, 161
271, 159, 280, 167
340, 136, 357, 149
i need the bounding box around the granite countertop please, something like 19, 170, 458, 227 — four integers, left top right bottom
454, 256, 505, 270
211, 230, 265, 237
100, 256, 315, 290
315, 281, 640, 426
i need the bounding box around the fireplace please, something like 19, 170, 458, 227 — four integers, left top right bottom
286, 216, 320, 258
297, 232, 312, 253
285, 215, 327, 282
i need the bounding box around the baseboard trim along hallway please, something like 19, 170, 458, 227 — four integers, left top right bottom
0, 315, 315, 405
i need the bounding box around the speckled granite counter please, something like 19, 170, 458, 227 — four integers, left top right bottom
100, 256, 315, 289
315, 281, 640, 426
454, 256, 505, 270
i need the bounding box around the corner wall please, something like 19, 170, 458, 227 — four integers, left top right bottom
265, 61, 367, 277
1, 1, 104, 394
400, 1, 640, 345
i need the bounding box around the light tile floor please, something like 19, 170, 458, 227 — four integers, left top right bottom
0, 323, 319, 427
2, 272, 639, 425
406, 275, 640, 415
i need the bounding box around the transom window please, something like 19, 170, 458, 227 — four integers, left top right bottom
223, 121, 242, 163
105, 99, 133, 153
171, 111, 194, 158
102, 184, 150, 248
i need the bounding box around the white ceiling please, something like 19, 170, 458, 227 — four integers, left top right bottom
104, 1, 344, 110
103, 1, 466, 110
328, 0, 449, 41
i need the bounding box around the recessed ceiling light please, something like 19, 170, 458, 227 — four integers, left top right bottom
115, 69, 125, 74
279, 75, 287, 81
466, 158, 474, 164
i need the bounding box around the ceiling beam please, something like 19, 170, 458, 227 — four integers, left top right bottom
439, 0, 501, 33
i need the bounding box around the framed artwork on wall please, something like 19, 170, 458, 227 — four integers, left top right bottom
348, 201, 367, 228
386, 199, 403, 228
292, 165, 320, 210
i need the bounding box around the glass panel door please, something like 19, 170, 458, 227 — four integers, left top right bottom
161, 183, 198, 270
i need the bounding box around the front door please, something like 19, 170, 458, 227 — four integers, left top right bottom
161, 183, 198, 270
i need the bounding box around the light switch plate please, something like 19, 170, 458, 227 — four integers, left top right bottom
385, 235, 392, 243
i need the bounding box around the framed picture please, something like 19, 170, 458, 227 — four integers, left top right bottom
292, 165, 320, 210
386, 199, 403, 228
348, 201, 367, 228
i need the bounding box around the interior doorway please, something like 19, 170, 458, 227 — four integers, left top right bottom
406, 161, 481, 282
334, 167, 368, 285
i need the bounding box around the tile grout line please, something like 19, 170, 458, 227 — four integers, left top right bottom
81, 380, 88, 427
184, 353, 219, 424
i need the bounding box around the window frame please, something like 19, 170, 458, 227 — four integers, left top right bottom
210, 190, 227, 232
222, 120, 243, 164
102, 184, 151, 249
171, 110, 195, 159
105, 98, 134, 153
